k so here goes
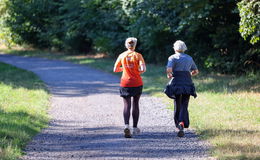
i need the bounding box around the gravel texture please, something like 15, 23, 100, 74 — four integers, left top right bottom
0, 54, 212, 160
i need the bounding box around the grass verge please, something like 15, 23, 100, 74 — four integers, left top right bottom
0, 62, 49, 160
0, 48, 259, 159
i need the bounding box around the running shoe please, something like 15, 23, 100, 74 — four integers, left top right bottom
124, 128, 132, 138
133, 127, 141, 135
177, 122, 184, 137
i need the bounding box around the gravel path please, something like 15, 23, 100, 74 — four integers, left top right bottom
0, 54, 211, 160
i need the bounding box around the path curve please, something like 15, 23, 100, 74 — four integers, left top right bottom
0, 54, 210, 160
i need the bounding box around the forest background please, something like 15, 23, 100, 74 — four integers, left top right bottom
0, 0, 259, 74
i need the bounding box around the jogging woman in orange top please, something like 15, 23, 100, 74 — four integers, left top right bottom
113, 37, 146, 138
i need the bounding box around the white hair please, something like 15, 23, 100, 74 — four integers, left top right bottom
125, 37, 137, 49
173, 40, 187, 52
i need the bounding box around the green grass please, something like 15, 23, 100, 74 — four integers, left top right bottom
1, 48, 260, 159
0, 62, 49, 160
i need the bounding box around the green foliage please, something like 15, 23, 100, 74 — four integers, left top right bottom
4, 0, 55, 47
238, 0, 260, 44
0, 0, 16, 47
1, 0, 259, 73
79, 0, 128, 55
124, 0, 258, 73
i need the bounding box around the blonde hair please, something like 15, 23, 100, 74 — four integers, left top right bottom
125, 37, 137, 49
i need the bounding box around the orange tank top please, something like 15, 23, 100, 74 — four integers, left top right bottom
114, 51, 145, 87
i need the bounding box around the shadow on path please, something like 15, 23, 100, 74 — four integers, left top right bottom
25, 121, 208, 159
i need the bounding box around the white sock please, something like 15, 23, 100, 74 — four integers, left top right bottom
133, 127, 139, 132
133, 127, 140, 134
125, 124, 129, 129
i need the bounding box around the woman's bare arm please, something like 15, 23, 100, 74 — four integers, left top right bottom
166, 67, 173, 78
113, 66, 123, 72
191, 69, 199, 76
113, 56, 123, 72
139, 64, 146, 73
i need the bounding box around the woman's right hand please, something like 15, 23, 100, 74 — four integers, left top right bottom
139, 64, 146, 73
191, 70, 199, 76
166, 67, 173, 78
167, 73, 172, 79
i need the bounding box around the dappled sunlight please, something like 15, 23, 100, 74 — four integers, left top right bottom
0, 62, 48, 91
0, 1, 259, 159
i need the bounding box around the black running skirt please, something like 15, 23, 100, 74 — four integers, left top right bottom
119, 86, 143, 97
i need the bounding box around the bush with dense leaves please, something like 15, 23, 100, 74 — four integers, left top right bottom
1, 0, 259, 73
